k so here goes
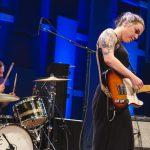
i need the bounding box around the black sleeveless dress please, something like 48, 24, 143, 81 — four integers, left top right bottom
92, 41, 134, 150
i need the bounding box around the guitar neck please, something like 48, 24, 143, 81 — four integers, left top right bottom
138, 85, 150, 93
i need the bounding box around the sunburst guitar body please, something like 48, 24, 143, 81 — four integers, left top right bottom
104, 70, 150, 109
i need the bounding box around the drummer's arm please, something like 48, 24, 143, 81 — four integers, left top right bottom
0, 102, 9, 108
0, 83, 5, 93
0, 83, 9, 108
9, 92, 16, 96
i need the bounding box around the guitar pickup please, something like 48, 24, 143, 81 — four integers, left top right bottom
117, 84, 127, 95
114, 99, 126, 104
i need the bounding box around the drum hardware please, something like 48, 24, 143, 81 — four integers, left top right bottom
29, 124, 44, 142
41, 127, 56, 150
47, 123, 53, 133
32, 82, 40, 96
28, 120, 54, 150
34, 75, 70, 82
41, 81, 71, 150
46, 80, 71, 135
53, 108, 72, 136
39, 82, 56, 150
0, 93, 19, 102
28, 128, 41, 150
32, 80, 65, 149
2, 133, 16, 150
44, 82, 56, 119
45, 80, 72, 136
32, 129, 41, 142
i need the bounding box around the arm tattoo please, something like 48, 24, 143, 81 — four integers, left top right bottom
102, 48, 112, 55
100, 30, 116, 55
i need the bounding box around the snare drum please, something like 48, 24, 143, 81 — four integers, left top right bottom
0, 124, 33, 150
0, 115, 15, 127
13, 96, 47, 128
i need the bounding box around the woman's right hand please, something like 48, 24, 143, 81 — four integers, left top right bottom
129, 74, 144, 90
0, 83, 5, 93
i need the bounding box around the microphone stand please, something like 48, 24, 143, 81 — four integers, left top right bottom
41, 27, 95, 53
40, 24, 95, 116
40, 22, 95, 150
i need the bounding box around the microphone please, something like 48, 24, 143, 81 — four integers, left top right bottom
38, 17, 44, 36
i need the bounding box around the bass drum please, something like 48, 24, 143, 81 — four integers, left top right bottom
0, 124, 33, 150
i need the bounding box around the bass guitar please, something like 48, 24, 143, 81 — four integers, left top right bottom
103, 69, 150, 109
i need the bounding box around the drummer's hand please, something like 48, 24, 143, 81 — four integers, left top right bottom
0, 83, 5, 93
9, 92, 16, 96
1, 102, 9, 107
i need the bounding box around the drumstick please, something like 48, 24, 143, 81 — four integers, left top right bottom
3, 62, 14, 85
13, 73, 17, 93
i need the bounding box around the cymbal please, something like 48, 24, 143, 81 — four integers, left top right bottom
0, 93, 19, 102
34, 76, 70, 82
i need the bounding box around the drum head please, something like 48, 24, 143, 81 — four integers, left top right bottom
0, 125, 33, 150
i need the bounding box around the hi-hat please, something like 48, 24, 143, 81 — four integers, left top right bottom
0, 93, 19, 102
34, 76, 70, 82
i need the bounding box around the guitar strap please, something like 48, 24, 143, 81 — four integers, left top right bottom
96, 30, 120, 98
96, 44, 115, 122
96, 44, 111, 98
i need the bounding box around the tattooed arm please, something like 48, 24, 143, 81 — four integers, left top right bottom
97, 29, 143, 89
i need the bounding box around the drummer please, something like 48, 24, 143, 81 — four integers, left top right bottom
0, 61, 5, 92
0, 61, 14, 115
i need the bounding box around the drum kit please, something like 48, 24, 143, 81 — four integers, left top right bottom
0, 75, 69, 150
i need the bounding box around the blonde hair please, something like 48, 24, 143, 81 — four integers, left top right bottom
115, 12, 145, 28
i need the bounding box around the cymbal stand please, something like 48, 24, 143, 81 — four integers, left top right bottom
44, 82, 72, 150
42, 81, 56, 150
42, 81, 71, 150
46, 82, 56, 119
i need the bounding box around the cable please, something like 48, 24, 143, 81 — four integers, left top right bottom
106, 96, 116, 122
42, 18, 57, 31
40, 17, 95, 53
79, 50, 92, 150
64, 124, 69, 150
133, 115, 143, 150
53, 102, 71, 150
129, 63, 143, 149
84, 91, 102, 148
